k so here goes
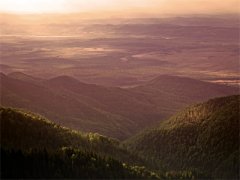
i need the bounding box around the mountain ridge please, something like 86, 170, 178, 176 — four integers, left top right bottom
0, 106, 143, 165
1, 72, 238, 139
0, 106, 159, 179
125, 95, 239, 179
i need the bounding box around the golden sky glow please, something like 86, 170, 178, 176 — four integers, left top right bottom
0, 0, 239, 14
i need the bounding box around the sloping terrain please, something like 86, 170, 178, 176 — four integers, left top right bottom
1, 147, 157, 179
129, 75, 238, 117
1, 95, 238, 178
0, 107, 142, 165
8, 71, 43, 83
0, 73, 159, 139
0, 73, 237, 139
0, 107, 158, 179
126, 95, 239, 179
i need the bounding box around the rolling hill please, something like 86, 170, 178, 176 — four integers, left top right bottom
125, 95, 239, 179
0, 72, 237, 139
0, 107, 143, 165
0, 107, 158, 179
129, 75, 238, 117
1, 95, 238, 178
0, 73, 158, 139
8, 71, 43, 83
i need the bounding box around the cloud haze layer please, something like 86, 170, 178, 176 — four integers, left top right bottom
0, 0, 239, 15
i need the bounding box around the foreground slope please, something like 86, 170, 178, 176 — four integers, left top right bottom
126, 95, 239, 179
0, 107, 159, 179
1, 147, 157, 179
0, 107, 142, 165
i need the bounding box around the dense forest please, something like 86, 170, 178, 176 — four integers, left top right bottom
0, 107, 159, 179
1, 95, 239, 179
0, 107, 144, 165
1, 147, 160, 179
126, 95, 240, 179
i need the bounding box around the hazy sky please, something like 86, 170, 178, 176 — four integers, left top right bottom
0, 0, 239, 15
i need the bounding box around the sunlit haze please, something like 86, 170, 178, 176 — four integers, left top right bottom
0, 0, 239, 178
0, 0, 239, 15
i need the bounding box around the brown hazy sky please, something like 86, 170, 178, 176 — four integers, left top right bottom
0, 0, 239, 15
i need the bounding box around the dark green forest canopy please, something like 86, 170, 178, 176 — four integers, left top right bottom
126, 95, 240, 179
0, 107, 143, 165
1, 95, 239, 179
1, 147, 160, 179
0, 107, 159, 179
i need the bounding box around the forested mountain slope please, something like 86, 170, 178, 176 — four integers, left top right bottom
0, 107, 143, 164
126, 95, 240, 179
0, 107, 158, 179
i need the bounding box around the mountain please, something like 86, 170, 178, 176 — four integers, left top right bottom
1, 73, 159, 139
129, 75, 238, 117
125, 95, 239, 179
0, 107, 158, 179
8, 71, 43, 83
0, 73, 237, 139
44, 75, 162, 130
1, 106, 208, 179
0, 107, 142, 165
1, 96, 238, 179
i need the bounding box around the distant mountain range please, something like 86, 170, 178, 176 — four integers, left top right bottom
0, 72, 237, 139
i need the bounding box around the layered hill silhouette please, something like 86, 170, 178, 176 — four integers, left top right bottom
0, 107, 137, 163
129, 75, 239, 117
126, 95, 239, 179
0, 72, 237, 139
1, 73, 157, 139
8, 72, 43, 83
1, 95, 238, 179
0, 107, 158, 179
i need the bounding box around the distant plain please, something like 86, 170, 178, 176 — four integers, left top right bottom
1, 14, 239, 88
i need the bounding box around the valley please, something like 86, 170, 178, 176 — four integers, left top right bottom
1, 95, 239, 178
0, 72, 237, 139
0, 13, 239, 179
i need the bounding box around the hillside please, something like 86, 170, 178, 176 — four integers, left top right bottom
1, 96, 238, 179
1, 106, 208, 179
0, 107, 144, 165
1, 147, 158, 179
0, 107, 160, 179
0, 73, 160, 139
8, 72, 43, 83
0, 72, 237, 139
129, 75, 238, 117
126, 95, 240, 179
